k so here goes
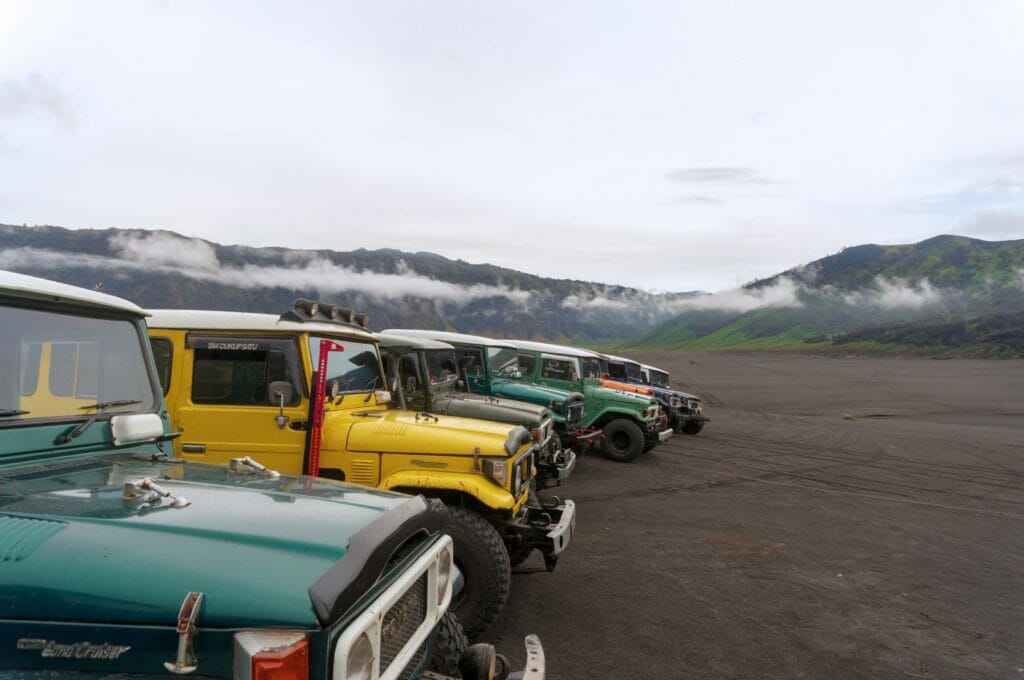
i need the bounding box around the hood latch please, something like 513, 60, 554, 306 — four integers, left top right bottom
165, 591, 203, 674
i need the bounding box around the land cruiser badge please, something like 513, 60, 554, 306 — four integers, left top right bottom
17, 638, 131, 660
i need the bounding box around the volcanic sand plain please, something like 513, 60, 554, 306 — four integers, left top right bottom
490, 352, 1024, 679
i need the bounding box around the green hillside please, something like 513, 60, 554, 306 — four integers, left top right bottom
623, 235, 1024, 357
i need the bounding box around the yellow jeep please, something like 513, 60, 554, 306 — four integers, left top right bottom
147, 299, 575, 636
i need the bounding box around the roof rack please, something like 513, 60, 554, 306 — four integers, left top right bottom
279, 298, 370, 329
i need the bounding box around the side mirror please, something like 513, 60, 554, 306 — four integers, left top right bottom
268, 381, 294, 430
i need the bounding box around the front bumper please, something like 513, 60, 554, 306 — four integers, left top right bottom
563, 426, 603, 448
424, 635, 546, 680
510, 498, 576, 571
645, 426, 674, 444
536, 447, 577, 487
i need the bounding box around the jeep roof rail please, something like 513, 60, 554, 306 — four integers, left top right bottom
375, 332, 455, 351
501, 338, 601, 359
280, 298, 370, 329
382, 328, 517, 349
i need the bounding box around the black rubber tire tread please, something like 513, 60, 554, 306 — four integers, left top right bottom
445, 505, 512, 637
426, 611, 469, 676
681, 421, 705, 435
600, 418, 645, 462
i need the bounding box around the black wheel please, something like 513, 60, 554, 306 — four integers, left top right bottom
508, 547, 533, 567
681, 421, 705, 435
600, 418, 645, 462
426, 611, 469, 676
445, 506, 511, 637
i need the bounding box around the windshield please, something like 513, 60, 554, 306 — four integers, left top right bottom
581, 357, 603, 379
624, 361, 643, 382
308, 338, 383, 394
648, 369, 670, 388
424, 349, 460, 389
0, 304, 157, 424
486, 346, 520, 378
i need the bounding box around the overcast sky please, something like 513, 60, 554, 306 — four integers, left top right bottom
1, 1, 1022, 292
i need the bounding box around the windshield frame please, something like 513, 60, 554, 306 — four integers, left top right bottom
0, 298, 161, 429
307, 336, 385, 396
486, 346, 521, 379
648, 368, 670, 388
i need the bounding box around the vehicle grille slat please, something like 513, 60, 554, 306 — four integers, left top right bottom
380, 572, 428, 673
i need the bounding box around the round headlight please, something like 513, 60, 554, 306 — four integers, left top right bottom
346, 633, 375, 680
437, 546, 453, 604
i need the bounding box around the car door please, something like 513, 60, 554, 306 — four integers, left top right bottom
172, 334, 309, 473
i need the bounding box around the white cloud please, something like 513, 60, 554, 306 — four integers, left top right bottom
2, 232, 534, 306
842, 277, 942, 309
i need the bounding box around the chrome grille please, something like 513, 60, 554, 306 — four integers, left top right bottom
566, 403, 584, 426
380, 572, 428, 673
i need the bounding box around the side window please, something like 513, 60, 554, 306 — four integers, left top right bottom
149, 337, 173, 395
541, 358, 568, 381
191, 347, 299, 406
455, 348, 484, 374
518, 353, 536, 376
20, 343, 42, 396
399, 355, 419, 392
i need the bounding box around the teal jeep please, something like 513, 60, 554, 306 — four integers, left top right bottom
503, 340, 673, 463
0, 271, 542, 680
382, 330, 601, 452
375, 332, 577, 489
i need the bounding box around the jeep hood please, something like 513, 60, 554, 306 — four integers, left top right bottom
490, 380, 583, 408
341, 408, 530, 457
0, 455, 429, 629
431, 392, 550, 427
593, 385, 658, 408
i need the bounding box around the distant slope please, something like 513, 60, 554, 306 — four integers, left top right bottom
0, 223, 698, 342
622, 235, 1024, 357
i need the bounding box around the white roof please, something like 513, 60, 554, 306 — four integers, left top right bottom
501, 338, 601, 359
375, 332, 454, 351
601, 352, 642, 367
382, 328, 516, 349
0, 269, 147, 315
147, 309, 376, 340
640, 363, 669, 375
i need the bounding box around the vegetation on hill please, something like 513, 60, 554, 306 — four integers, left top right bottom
622, 235, 1024, 357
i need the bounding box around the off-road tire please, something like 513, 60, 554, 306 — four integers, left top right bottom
426, 611, 469, 676
681, 421, 705, 435
600, 418, 645, 462
445, 506, 511, 637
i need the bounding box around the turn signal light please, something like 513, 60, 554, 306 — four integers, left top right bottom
252, 639, 309, 680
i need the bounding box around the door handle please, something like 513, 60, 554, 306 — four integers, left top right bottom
181, 444, 206, 453
289, 421, 308, 431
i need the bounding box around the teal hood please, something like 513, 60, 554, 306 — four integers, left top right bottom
0, 455, 438, 629
491, 380, 582, 410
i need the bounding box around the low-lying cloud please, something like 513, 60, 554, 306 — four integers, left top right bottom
4, 232, 533, 306
842, 277, 941, 309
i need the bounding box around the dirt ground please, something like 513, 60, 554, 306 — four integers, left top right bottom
489, 353, 1024, 680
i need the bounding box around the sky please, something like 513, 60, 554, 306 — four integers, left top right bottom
1, 1, 1023, 293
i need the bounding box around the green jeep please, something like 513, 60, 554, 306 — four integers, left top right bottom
0, 271, 542, 680
382, 330, 602, 452
503, 340, 673, 463
375, 332, 577, 489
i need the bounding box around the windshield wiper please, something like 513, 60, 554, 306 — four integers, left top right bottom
0, 409, 30, 418
55, 399, 142, 445
363, 375, 382, 402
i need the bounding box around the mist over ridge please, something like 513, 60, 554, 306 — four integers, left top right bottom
1, 225, 1021, 354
